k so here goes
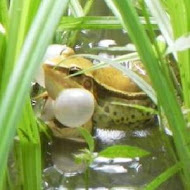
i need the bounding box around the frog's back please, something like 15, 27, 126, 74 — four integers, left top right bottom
93, 66, 141, 93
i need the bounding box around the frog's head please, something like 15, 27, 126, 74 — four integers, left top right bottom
43, 56, 94, 100
43, 55, 97, 129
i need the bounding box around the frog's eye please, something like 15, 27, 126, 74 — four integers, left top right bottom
69, 66, 82, 75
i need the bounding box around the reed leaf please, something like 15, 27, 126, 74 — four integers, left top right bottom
168, 0, 190, 116
58, 16, 157, 30
144, 0, 174, 48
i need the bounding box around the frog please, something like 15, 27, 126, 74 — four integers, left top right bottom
41, 47, 154, 140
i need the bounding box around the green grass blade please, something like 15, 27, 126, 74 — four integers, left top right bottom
111, 101, 157, 114
78, 127, 94, 153
110, 62, 157, 104
99, 145, 150, 158
16, 99, 41, 190
73, 53, 156, 103
0, 0, 69, 188
58, 16, 157, 30
0, 0, 8, 95
145, 163, 182, 190
83, 0, 94, 14
0, 0, 8, 28
92, 45, 136, 52
0, 25, 6, 92
67, 0, 94, 47
25, 0, 41, 31
69, 0, 84, 16
144, 0, 174, 47
2, 0, 41, 94
2, 0, 25, 91
166, 0, 190, 117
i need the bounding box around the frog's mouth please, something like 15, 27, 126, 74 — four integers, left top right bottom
51, 118, 65, 129
41, 88, 95, 140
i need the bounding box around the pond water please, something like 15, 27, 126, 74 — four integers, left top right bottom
43, 124, 182, 189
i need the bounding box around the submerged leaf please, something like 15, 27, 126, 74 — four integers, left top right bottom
99, 145, 150, 158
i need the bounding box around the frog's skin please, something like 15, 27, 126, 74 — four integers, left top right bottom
42, 51, 154, 140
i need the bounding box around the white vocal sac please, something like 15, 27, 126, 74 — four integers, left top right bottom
54, 88, 95, 128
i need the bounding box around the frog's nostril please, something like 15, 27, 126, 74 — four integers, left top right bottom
83, 79, 92, 90
54, 88, 95, 128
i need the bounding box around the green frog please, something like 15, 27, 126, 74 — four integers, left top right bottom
41, 48, 154, 140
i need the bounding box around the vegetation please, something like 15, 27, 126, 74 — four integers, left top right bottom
0, 0, 190, 189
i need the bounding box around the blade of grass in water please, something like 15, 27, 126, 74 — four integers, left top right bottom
0, 0, 69, 188
104, 0, 190, 188
145, 163, 182, 190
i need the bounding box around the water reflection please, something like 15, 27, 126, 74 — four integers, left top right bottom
43, 126, 182, 189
